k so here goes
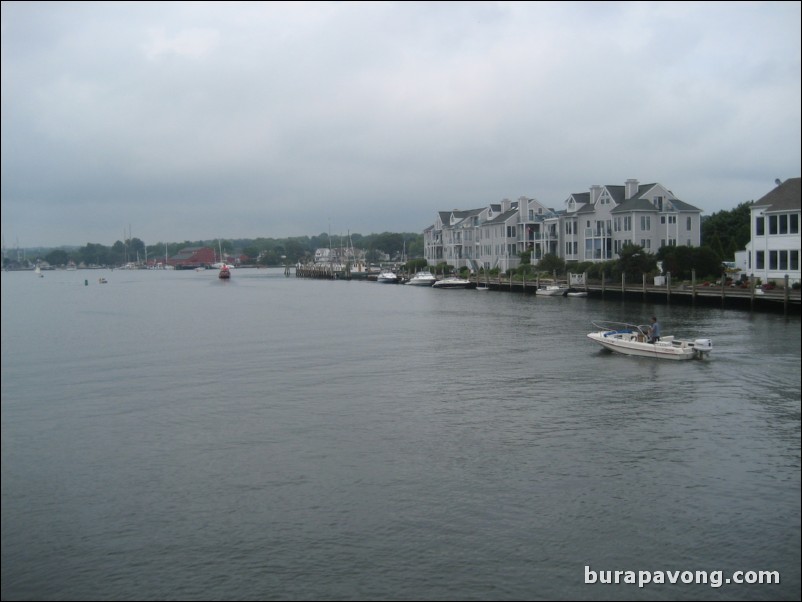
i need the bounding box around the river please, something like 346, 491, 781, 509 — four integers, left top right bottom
2, 268, 799, 600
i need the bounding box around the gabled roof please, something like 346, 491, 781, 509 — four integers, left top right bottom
568, 192, 590, 205
634, 183, 660, 197
611, 198, 659, 213
664, 198, 702, 212
753, 177, 801, 212
451, 208, 485, 227
483, 208, 520, 225
604, 185, 627, 204
610, 182, 701, 213
434, 208, 487, 229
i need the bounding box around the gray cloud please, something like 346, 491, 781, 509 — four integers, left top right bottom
2, 1, 800, 247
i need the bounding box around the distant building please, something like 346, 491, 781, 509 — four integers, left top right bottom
168, 246, 216, 268
423, 179, 704, 272
741, 178, 801, 285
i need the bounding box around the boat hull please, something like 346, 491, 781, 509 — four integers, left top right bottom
407, 272, 436, 286
432, 278, 472, 289
587, 331, 711, 360
376, 271, 399, 283
536, 286, 567, 296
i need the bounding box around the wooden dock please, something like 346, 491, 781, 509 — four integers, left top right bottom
290, 264, 800, 314
469, 273, 801, 314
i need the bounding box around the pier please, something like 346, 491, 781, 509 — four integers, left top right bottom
470, 272, 801, 314
293, 264, 351, 280
290, 263, 799, 314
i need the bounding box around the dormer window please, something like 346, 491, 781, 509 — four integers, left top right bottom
653, 196, 663, 211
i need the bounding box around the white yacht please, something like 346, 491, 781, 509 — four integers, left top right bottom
407, 271, 437, 286
376, 270, 399, 284
432, 276, 472, 289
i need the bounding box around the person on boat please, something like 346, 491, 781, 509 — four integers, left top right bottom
647, 316, 661, 343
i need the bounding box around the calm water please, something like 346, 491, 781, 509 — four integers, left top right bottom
2, 268, 800, 601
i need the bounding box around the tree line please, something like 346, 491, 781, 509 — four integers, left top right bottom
7, 232, 424, 269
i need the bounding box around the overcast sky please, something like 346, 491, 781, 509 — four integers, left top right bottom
2, 1, 800, 248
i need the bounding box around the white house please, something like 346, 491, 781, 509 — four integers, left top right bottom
564, 180, 702, 262
423, 179, 703, 272
741, 178, 801, 285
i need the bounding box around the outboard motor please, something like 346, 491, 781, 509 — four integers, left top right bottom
693, 338, 713, 358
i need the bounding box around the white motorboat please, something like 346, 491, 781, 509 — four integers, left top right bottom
587, 321, 712, 360
432, 276, 472, 289
535, 285, 567, 296
407, 271, 437, 286
377, 270, 399, 283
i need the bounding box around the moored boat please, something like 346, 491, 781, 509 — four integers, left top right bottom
536, 284, 568, 296
432, 276, 472, 289
377, 270, 399, 283
587, 321, 712, 360
407, 271, 437, 286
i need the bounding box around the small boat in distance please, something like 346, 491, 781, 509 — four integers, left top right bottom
432, 276, 472, 289
215, 239, 233, 279
535, 284, 568, 296
407, 271, 437, 286
587, 321, 712, 360
377, 270, 399, 283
